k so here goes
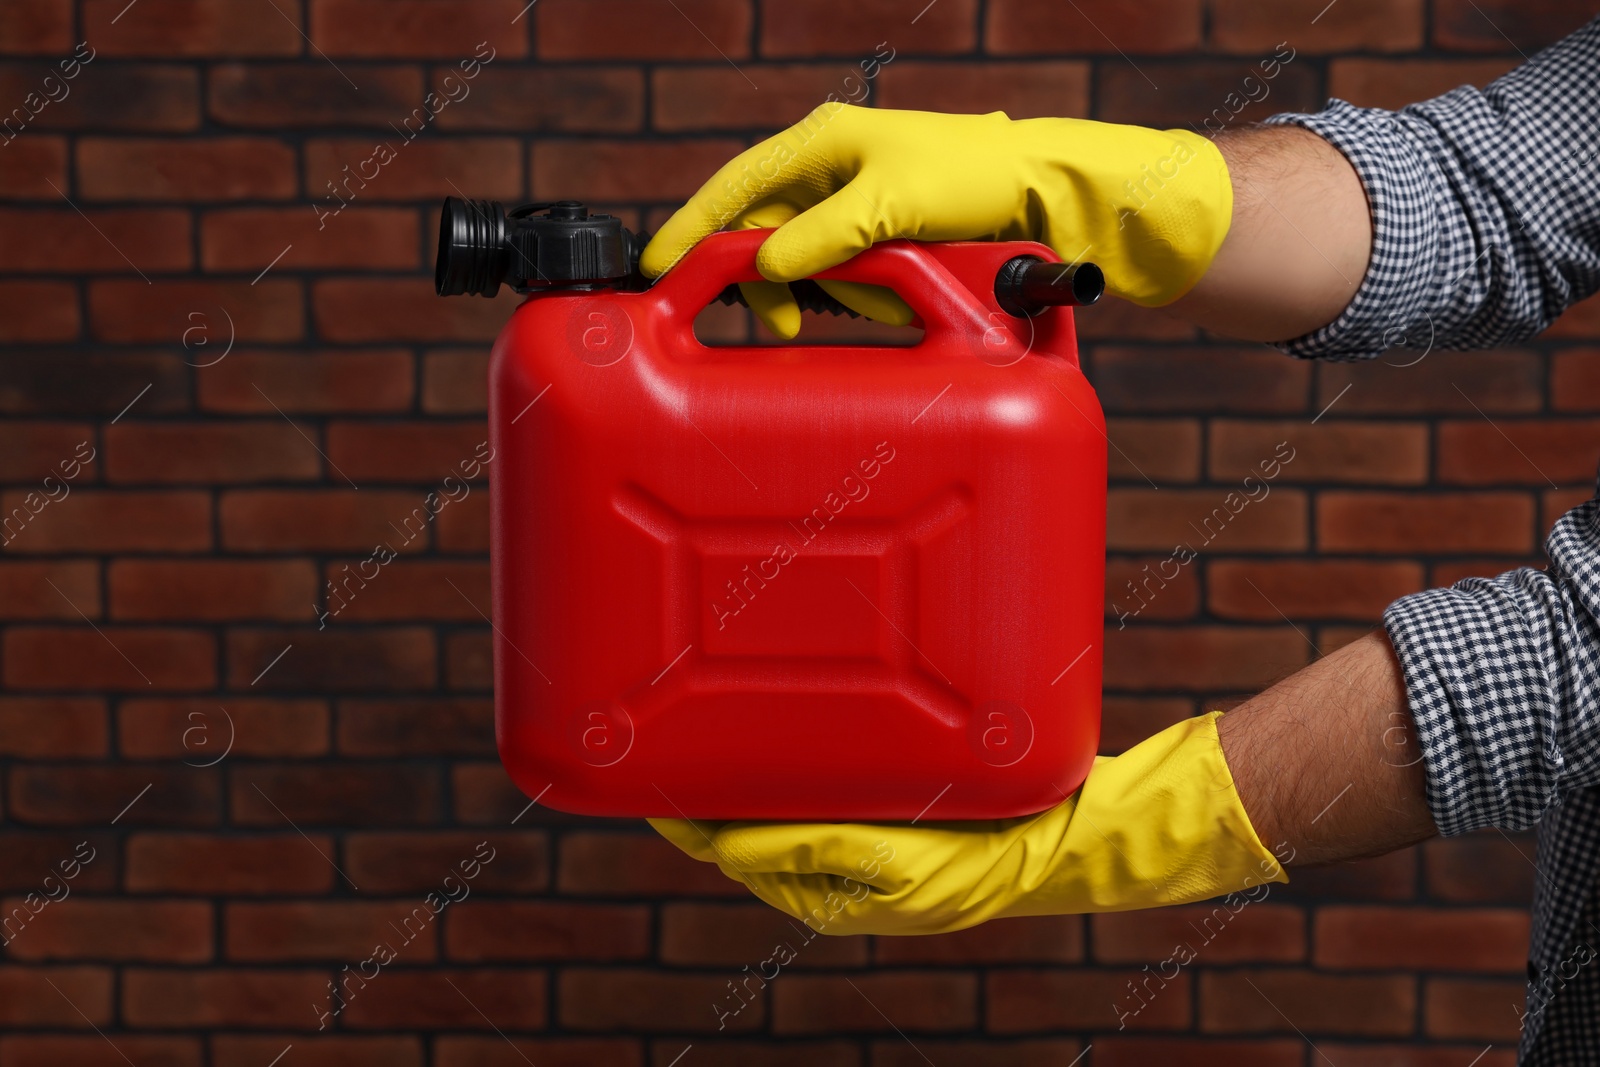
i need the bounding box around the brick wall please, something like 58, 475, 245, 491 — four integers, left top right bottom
0, 0, 1592, 1063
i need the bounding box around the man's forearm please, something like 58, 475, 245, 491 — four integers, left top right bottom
1167, 125, 1373, 344
1218, 630, 1437, 866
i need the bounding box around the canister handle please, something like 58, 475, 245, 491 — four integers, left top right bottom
650, 230, 1007, 346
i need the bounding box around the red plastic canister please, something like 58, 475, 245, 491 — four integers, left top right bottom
490, 229, 1106, 820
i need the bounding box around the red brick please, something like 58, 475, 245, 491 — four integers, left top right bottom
209, 63, 424, 127
1545, 486, 1594, 534
109, 561, 317, 623
123, 969, 328, 1028
1098, 697, 1194, 754
560, 968, 763, 1032
0, 281, 77, 342
1552, 347, 1600, 410
0, 1036, 202, 1067
654, 66, 857, 131
1423, 977, 1524, 1041
226, 627, 436, 692
1317, 349, 1543, 414
120, 697, 328, 759
1208, 560, 1423, 621
447, 901, 649, 961
0, 137, 68, 196
304, 137, 521, 203
1093, 1038, 1304, 1067
0, 560, 100, 621
0, 64, 199, 132
78, 138, 294, 200
988, 968, 1189, 1032
1094, 903, 1305, 964
90, 278, 303, 343
537, 0, 751, 60
1318, 491, 1535, 553
344, 832, 549, 894
313, 278, 513, 342
1424, 833, 1538, 905
202, 207, 419, 272
558, 830, 749, 897
126, 834, 336, 895
1210, 0, 1422, 53
0, 422, 95, 482
1202, 969, 1416, 1035
872, 1039, 1082, 1067
1107, 488, 1308, 551
1438, 418, 1600, 485
450, 763, 536, 825
1318, 1046, 1517, 1067
1211, 420, 1427, 485
1076, 298, 1198, 342
227, 901, 442, 962
875, 60, 1089, 118
444, 630, 491, 691
1329, 57, 1520, 109
0, 208, 192, 273
1, 898, 211, 961
533, 138, 746, 202
0, 697, 106, 757
872, 915, 1082, 965
341, 969, 547, 1029
9, 766, 220, 827
0, 1, 72, 53
84, 0, 302, 54
0, 352, 188, 417
437, 491, 489, 551
232, 763, 439, 827
783, 973, 980, 1035
1277, 848, 1418, 903
0, 967, 113, 1025
1105, 417, 1202, 483
337, 697, 492, 756
0, 490, 210, 553
213, 1036, 422, 1067
1107, 556, 1200, 620
1430, 558, 1538, 586
4, 627, 215, 691
988, 0, 1196, 53
1091, 347, 1310, 414
764, 0, 973, 55
435, 1037, 637, 1067
422, 351, 488, 413
219, 490, 434, 552
106, 422, 322, 484
1433, 0, 1591, 52
1548, 292, 1600, 338
326, 422, 490, 483
310, 0, 527, 58
1096, 60, 1321, 129
198, 350, 415, 414
433, 66, 643, 132
0, 835, 116, 894
658, 902, 868, 967
1104, 626, 1309, 691
1315, 906, 1529, 972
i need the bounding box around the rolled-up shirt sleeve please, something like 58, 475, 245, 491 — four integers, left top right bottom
1383, 492, 1600, 835
1262, 16, 1600, 361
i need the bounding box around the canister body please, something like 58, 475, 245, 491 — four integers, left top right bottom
491, 232, 1106, 820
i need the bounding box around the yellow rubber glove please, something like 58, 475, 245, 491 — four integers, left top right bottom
639, 103, 1234, 338
649, 712, 1286, 936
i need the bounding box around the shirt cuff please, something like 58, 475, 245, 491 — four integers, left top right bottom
1382, 576, 1562, 837
1263, 99, 1446, 362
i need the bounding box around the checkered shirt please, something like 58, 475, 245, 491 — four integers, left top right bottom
1263, 17, 1600, 1063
